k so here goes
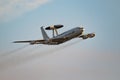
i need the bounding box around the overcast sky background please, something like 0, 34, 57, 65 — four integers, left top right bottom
0, 0, 120, 80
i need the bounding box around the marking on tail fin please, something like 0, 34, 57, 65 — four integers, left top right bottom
41, 27, 49, 41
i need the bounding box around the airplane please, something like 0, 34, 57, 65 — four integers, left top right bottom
13, 25, 95, 45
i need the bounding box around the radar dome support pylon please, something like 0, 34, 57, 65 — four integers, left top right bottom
45, 24, 63, 37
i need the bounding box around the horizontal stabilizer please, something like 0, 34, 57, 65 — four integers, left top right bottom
13, 41, 32, 43
13, 40, 45, 45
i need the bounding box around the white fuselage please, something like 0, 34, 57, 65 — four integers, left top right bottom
46, 27, 83, 45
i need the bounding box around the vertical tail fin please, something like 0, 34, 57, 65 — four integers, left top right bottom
41, 27, 49, 41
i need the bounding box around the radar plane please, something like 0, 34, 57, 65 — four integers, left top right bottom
13, 25, 95, 45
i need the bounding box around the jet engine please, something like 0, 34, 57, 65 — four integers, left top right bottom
80, 33, 95, 39
81, 35, 89, 39
87, 33, 95, 38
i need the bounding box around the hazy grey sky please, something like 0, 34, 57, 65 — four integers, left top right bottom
0, 0, 120, 80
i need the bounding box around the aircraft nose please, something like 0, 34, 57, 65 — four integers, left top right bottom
80, 27, 85, 33
83, 28, 85, 31
80, 27, 83, 29
80, 27, 85, 30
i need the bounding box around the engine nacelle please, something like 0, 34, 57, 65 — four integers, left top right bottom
45, 24, 63, 30
87, 33, 95, 38
81, 35, 89, 39
80, 33, 95, 39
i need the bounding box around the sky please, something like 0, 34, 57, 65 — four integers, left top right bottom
0, 0, 120, 80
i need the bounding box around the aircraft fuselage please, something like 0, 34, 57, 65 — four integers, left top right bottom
43, 27, 83, 45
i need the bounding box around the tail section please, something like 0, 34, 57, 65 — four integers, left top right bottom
41, 27, 49, 41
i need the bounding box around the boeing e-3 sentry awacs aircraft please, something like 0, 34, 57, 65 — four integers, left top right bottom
13, 25, 95, 45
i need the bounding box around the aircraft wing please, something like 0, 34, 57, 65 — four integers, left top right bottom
14, 41, 32, 43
